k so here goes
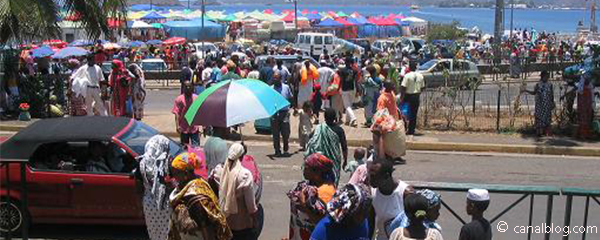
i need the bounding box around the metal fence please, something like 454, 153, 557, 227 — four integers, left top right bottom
410, 181, 600, 240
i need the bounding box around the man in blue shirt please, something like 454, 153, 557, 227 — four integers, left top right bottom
271, 71, 293, 156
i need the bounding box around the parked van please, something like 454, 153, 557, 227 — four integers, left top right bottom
295, 32, 335, 57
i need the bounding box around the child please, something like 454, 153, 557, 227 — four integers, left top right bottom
344, 148, 366, 173
459, 189, 492, 240
298, 101, 314, 151
310, 83, 325, 124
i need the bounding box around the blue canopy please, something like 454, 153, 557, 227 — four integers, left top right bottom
305, 13, 322, 21
317, 18, 343, 28
129, 4, 167, 11
162, 19, 225, 41
146, 39, 163, 45
31, 46, 55, 58
141, 11, 166, 20
124, 41, 146, 48
395, 19, 410, 26
347, 18, 365, 26
52, 47, 90, 59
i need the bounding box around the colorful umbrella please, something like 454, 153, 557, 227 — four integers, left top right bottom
52, 47, 90, 59
103, 42, 121, 50
184, 79, 290, 127
163, 37, 186, 45
124, 41, 146, 48
146, 39, 163, 45
31, 46, 55, 58
68, 39, 94, 47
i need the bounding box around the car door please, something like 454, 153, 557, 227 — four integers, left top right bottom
27, 164, 76, 222
69, 141, 143, 223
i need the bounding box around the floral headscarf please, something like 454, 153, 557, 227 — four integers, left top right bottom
139, 135, 171, 209
327, 183, 372, 223
416, 189, 441, 209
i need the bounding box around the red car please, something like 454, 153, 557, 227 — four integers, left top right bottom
0, 117, 183, 234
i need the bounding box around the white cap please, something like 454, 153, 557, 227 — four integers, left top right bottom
467, 189, 490, 201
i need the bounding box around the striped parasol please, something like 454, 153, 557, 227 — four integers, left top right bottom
184, 79, 290, 127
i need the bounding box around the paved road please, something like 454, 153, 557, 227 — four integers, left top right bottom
21, 142, 600, 240
144, 80, 565, 114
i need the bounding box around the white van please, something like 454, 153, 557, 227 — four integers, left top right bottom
295, 32, 336, 57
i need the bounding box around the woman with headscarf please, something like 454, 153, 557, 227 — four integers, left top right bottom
305, 108, 348, 186
577, 72, 595, 139
288, 153, 337, 240
109, 59, 132, 117
389, 194, 443, 240
219, 143, 259, 240
204, 127, 229, 193
309, 183, 372, 240
128, 63, 146, 120
137, 135, 174, 240
67, 59, 87, 116
386, 189, 443, 236
522, 70, 554, 137
168, 152, 232, 240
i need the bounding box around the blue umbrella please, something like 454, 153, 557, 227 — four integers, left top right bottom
31, 46, 55, 58
124, 41, 146, 48
52, 47, 90, 59
146, 39, 163, 45
68, 39, 94, 47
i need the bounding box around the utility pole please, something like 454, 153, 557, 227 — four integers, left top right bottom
294, 0, 299, 31
493, 0, 504, 66
509, 0, 514, 42
202, 0, 205, 48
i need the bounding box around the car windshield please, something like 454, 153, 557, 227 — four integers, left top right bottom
118, 121, 183, 157
141, 62, 166, 71
418, 60, 438, 71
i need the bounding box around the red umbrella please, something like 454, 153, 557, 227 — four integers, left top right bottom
43, 39, 67, 48
163, 37, 186, 45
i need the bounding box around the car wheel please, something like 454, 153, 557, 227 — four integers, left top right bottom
0, 199, 28, 236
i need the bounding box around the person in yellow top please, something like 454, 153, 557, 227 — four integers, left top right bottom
299, 61, 320, 108
400, 62, 425, 137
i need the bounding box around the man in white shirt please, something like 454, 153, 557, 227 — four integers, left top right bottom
317, 61, 335, 109
71, 55, 108, 116
201, 61, 213, 83
400, 62, 425, 137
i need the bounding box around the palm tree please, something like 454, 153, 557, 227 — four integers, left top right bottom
0, 0, 127, 44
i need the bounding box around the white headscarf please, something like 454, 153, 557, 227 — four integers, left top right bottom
139, 135, 171, 209
219, 143, 245, 216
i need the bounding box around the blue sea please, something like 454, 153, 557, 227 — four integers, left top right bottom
203, 4, 596, 34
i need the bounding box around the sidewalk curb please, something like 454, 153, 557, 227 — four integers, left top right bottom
163, 130, 600, 157
3, 124, 598, 157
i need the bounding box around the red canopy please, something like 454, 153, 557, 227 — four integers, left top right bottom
64, 12, 81, 21
369, 17, 398, 26
301, 9, 309, 15
263, 9, 273, 14
336, 18, 355, 26
43, 39, 67, 48
163, 37, 186, 45
282, 13, 296, 22
311, 10, 318, 14
108, 18, 124, 29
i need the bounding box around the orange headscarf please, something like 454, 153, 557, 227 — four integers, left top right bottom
300, 63, 319, 85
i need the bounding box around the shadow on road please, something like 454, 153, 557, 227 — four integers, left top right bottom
25, 224, 149, 240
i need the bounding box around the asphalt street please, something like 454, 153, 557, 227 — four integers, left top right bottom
143, 80, 564, 114
20, 142, 600, 240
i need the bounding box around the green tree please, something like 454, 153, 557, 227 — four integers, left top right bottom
0, 0, 127, 43
426, 21, 467, 42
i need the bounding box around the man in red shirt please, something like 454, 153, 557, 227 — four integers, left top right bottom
172, 81, 200, 146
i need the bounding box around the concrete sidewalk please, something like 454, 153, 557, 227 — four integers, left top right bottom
2, 110, 599, 157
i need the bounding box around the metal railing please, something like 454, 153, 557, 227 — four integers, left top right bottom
409, 181, 600, 240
